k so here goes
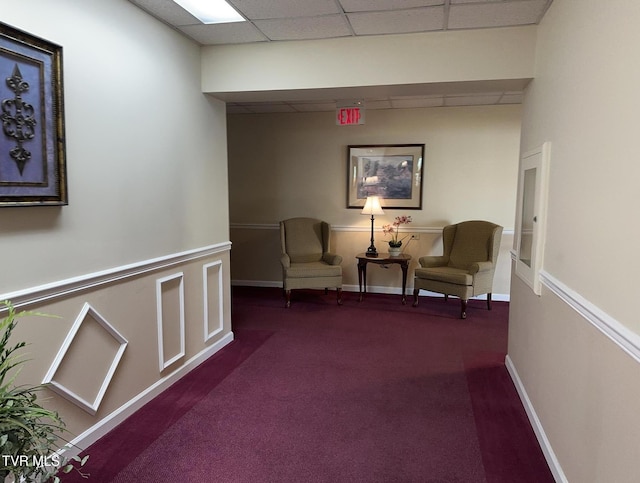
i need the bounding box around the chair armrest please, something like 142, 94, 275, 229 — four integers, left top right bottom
323, 253, 343, 265
280, 253, 291, 268
469, 261, 494, 274
419, 255, 447, 268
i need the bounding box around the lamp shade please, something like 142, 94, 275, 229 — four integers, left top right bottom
361, 196, 384, 216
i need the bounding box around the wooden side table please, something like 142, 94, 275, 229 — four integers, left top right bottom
356, 253, 412, 304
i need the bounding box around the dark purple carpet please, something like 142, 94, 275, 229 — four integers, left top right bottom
69, 287, 553, 483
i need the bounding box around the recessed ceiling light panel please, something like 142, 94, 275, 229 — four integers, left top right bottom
173, 0, 245, 24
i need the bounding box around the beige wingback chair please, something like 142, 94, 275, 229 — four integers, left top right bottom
413, 220, 503, 319
280, 218, 343, 308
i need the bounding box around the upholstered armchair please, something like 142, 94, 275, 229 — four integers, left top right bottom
280, 218, 343, 308
413, 220, 503, 319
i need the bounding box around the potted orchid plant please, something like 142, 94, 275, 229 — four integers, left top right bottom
382, 216, 412, 255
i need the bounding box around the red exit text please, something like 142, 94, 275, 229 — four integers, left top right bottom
336, 107, 364, 125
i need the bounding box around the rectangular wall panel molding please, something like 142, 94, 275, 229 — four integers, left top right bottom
203, 260, 224, 342
156, 273, 186, 371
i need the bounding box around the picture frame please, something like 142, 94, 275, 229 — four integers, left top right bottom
0, 22, 67, 207
347, 144, 424, 209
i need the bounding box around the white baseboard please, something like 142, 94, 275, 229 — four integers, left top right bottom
64, 331, 234, 457
231, 280, 510, 302
505, 355, 566, 483
231, 280, 281, 288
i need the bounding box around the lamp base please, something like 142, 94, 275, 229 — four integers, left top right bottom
365, 246, 378, 258
366, 214, 379, 258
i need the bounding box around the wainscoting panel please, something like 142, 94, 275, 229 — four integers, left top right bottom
203, 260, 224, 342
507, 271, 640, 482
540, 270, 640, 362
156, 272, 186, 372
42, 303, 128, 416
0, 243, 233, 458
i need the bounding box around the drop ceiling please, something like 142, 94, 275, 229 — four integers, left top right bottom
129, 0, 553, 111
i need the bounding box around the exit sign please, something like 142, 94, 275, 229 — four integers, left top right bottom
336, 102, 365, 125
337, 107, 363, 125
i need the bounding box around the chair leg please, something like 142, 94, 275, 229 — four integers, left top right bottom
487, 293, 492, 311
337, 288, 343, 306
460, 299, 467, 319
285, 290, 291, 308
412, 288, 419, 307
444, 294, 449, 303
325, 288, 329, 295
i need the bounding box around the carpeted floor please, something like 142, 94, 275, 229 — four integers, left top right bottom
67, 287, 554, 483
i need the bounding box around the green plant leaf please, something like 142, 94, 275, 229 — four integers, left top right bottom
0, 301, 88, 482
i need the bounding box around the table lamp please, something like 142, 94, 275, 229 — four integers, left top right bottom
362, 196, 384, 257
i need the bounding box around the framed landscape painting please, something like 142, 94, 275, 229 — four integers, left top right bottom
347, 144, 424, 209
0, 22, 67, 207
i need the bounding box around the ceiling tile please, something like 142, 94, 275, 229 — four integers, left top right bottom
228, 90, 523, 113
180, 22, 267, 44
228, 0, 341, 20
130, 0, 199, 26
444, 94, 502, 106
365, 99, 392, 109
128, 0, 553, 46
254, 15, 352, 41
243, 103, 297, 113
290, 102, 337, 112
348, 7, 444, 35
226, 104, 253, 113
498, 92, 524, 104
450, 0, 501, 3
391, 97, 444, 108
448, 0, 549, 29
339, 0, 444, 12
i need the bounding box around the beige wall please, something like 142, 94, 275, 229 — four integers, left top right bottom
0, 0, 232, 454
509, 0, 640, 481
228, 105, 521, 297
0, 0, 230, 294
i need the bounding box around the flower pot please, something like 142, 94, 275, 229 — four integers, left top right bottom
388, 243, 402, 256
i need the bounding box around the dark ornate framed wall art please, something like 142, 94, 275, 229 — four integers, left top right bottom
347, 144, 424, 209
0, 22, 67, 207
